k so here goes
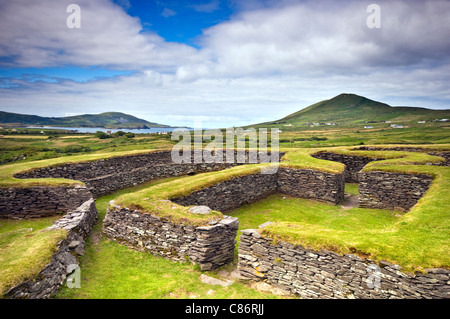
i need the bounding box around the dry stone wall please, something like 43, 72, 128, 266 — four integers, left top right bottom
311, 151, 382, 183
0, 185, 92, 219
102, 205, 238, 271
277, 166, 345, 204
4, 199, 98, 299
238, 229, 450, 299
171, 173, 278, 212
357, 146, 450, 166
14, 151, 239, 198
358, 171, 433, 211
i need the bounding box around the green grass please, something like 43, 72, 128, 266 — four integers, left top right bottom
1, 141, 449, 294
258, 164, 450, 272
230, 189, 450, 272
0, 216, 67, 296
56, 178, 286, 299
0, 132, 175, 165
0, 148, 171, 188
345, 183, 359, 196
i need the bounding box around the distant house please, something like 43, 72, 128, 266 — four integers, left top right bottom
440, 119, 449, 122
385, 120, 392, 123
391, 124, 404, 128
40, 131, 45, 134
106, 130, 112, 135
364, 125, 373, 129
284, 124, 293, 127
418, 121, 426, 124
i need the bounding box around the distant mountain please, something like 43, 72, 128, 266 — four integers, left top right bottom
0, 111, 171, 129
257, 93, 450, 127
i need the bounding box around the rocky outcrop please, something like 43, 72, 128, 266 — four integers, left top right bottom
238, 228, 450, 299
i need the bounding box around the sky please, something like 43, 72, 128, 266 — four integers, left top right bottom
0, 0, 450, 128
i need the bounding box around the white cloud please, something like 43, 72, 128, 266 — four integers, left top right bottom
0, 0, 198, 70
190, 0, 220, 13
0, 0, 449, 128
192, 0, 450, 78
161, 8, 177, 18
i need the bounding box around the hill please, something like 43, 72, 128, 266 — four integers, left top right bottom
257, 93, 450, 127
0, 111, 171, 129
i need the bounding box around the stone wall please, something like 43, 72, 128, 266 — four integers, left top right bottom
311, 151, 381, 183
4, 198, 98, 299
356, 146, 450, 166
0, 185, 92, 219
238, 229, 450, 299
102, 205, 238, 271
14, 151, 239, 198
358, 171, 433, 211
171, 173, 278, 212
277, 166, 345, 204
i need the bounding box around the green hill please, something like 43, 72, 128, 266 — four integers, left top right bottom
0, 111, 171, 129
257, 93, 450, 127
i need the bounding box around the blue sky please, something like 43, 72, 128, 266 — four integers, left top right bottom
123, 0, 234, 46
0, 0, 449, 128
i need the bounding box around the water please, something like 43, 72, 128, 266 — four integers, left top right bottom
27, 126, 191, 134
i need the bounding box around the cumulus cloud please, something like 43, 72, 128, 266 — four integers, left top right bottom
1, 0, 449, 128
190, 0, 450, 78
0, 0, 199, 70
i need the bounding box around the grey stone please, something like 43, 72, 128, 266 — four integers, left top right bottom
188, 205, 211, 215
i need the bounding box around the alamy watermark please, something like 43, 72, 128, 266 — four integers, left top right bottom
170, 121, 280, 174
66, 264, 81, 289
66, 4, 81, 29
366, 264, 381, 289
367, 4, 381, 29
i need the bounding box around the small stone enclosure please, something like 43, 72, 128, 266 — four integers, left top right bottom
3, 148, 449, 299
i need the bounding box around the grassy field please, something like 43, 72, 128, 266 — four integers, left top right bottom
0, 216, 66, 296
56, 178, 287, 299
0, 126, 449, 298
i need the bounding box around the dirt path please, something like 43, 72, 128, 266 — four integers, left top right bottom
341, 194, 359, 210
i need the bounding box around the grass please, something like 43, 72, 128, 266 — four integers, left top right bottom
259, 162, 450, 272
230, 187, 450, 272
55, 178, 286, 299
113, 164, 268, 226
0, 216, 67, 296
0, 148, 171, 188
0, 136, 449, 295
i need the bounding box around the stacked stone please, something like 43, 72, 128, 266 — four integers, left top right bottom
0, 185, 92, 219
172, 173, 278, 212
311, 151, 382, 183
357, 146, 450, 166
358, 171, 433, 211
277, 167, 345, 204
189, 216, 239, 270
14, 150, 283, 198
102, 204, 238, 271
238, 229, 450, 299
4, 199, 98, 299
